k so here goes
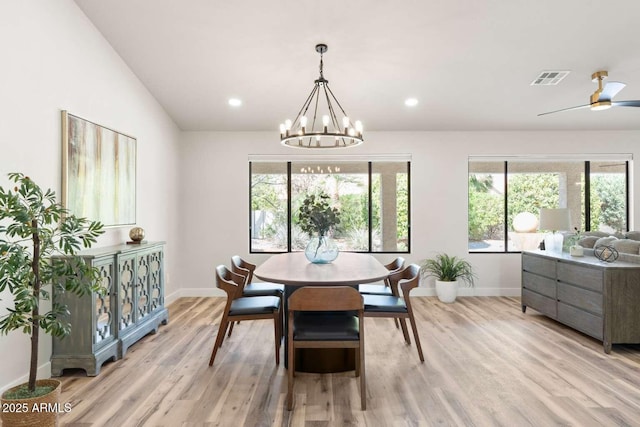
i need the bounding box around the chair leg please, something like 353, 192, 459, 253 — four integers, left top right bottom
227, 321, 235, 338
209, 315, 230, 366
407, 311, 425, 362
279, 294, 285, 339
273, 311, 281, 365
359, 344, 366, 410
398, 317, 411, 344
287, 338, 295, 410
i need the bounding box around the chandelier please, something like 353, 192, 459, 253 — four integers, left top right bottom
280, 44, 363, 149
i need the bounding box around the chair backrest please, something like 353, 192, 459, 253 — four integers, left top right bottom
385, 257, 406, 273
230, 255, 256, 284
383, 257, 406, 287
215, 264, 245, 299
288, 286, 363, 313
387, 264, 420, 298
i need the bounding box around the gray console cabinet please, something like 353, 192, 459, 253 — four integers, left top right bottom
51, 242, 168, 376
522, 250, 640, 353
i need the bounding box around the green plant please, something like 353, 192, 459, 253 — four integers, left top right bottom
420, 253, 475, 287
297, 192, 340, 237
0, 173, 104, 396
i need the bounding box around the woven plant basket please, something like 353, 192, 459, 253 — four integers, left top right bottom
1, 379, 61, 427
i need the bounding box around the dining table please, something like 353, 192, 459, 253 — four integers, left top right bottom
254, 251, 389, 372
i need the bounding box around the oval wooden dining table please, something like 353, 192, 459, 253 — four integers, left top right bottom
254, 252, 389, 372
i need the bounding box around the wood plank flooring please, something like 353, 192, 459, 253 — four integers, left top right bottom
55, 297, 640, 427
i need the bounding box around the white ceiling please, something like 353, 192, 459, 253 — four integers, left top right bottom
74, 0, 640, 132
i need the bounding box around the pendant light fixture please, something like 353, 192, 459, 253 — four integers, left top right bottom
280, 44, 363, 149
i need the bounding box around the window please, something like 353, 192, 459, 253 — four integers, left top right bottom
250, 157, 410, 253
468, 156, 630, 253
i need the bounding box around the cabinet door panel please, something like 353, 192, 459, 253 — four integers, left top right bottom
94, 258, 116, 346
148, 250, 164, 312
557, 263, 603, 292
136, 252, 150, 320
118, 254, 136, 330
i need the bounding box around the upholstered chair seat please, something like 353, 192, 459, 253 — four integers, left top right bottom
242, 282, 285, 297
293, 313, 360, 341
228, 296, 280, 316
362, 295, 408, 313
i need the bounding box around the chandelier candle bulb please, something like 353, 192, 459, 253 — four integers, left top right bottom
279, 123, 285, 137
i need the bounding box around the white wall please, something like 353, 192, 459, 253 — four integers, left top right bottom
178, 130, 639, 298
0, 1, 181, 392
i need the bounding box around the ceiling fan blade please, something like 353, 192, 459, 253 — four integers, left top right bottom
598, 81, 626, 101
537, 104, 591, 116
611, 100, 640, 108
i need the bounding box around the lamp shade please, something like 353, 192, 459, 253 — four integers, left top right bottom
539, 208, 571, 232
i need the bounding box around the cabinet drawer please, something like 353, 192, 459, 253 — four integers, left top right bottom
522, 271, 556, 298
558, 302, 603, 340
523, 289, 557, 318
557, 263, 602, 292
557, 283, 603, 315
522, 254, 556, 278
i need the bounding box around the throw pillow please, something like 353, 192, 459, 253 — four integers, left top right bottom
578, 236, 599, 249
625, 231, 640, 241
594, 236, 618, 249
612, 239, 640, 255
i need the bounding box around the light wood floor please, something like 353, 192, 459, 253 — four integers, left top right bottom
56, 297, 640, 427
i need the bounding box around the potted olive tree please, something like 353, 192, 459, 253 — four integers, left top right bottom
420, 253, 475, 303
0, 173, 104, 426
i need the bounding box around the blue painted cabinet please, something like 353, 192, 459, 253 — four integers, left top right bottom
52, 242, 168, 376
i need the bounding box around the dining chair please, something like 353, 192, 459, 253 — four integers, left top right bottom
358, 256, 405, 296
287, 286, 366, 411
362, 264, 425, 362
359, 256, 405, 330
208, 264, 281, 366
228, 255, 285, 337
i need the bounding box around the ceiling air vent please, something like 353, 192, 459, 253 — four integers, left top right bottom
530, 70, 570, 86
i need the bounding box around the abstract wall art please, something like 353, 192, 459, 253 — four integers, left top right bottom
62, 111, 136, 226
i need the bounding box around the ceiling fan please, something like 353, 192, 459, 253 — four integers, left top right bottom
538, 70, 640, 116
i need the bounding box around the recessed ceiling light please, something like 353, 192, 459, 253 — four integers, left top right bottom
228, 98, 242, 107
404, 98, 418, 107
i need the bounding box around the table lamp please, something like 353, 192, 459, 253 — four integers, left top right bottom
539, 208, 571, 253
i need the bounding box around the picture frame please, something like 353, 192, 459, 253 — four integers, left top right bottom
62, 111, 136, 227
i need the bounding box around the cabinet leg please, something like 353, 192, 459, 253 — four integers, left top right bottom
521, 305, 527, 313
604, 341, 612, 354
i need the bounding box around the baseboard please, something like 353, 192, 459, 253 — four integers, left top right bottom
412, 287, 521, 297
165, 288, 224, 305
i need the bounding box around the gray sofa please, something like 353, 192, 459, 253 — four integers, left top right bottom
577, 230, 640, 262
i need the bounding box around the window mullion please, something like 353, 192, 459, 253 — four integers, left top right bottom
504, 161, 509, 253
287, 161, 292, 251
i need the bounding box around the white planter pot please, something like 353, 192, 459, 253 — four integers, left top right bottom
435, 280, 459, 303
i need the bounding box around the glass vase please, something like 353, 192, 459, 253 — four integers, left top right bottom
304, 235, 339, 264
